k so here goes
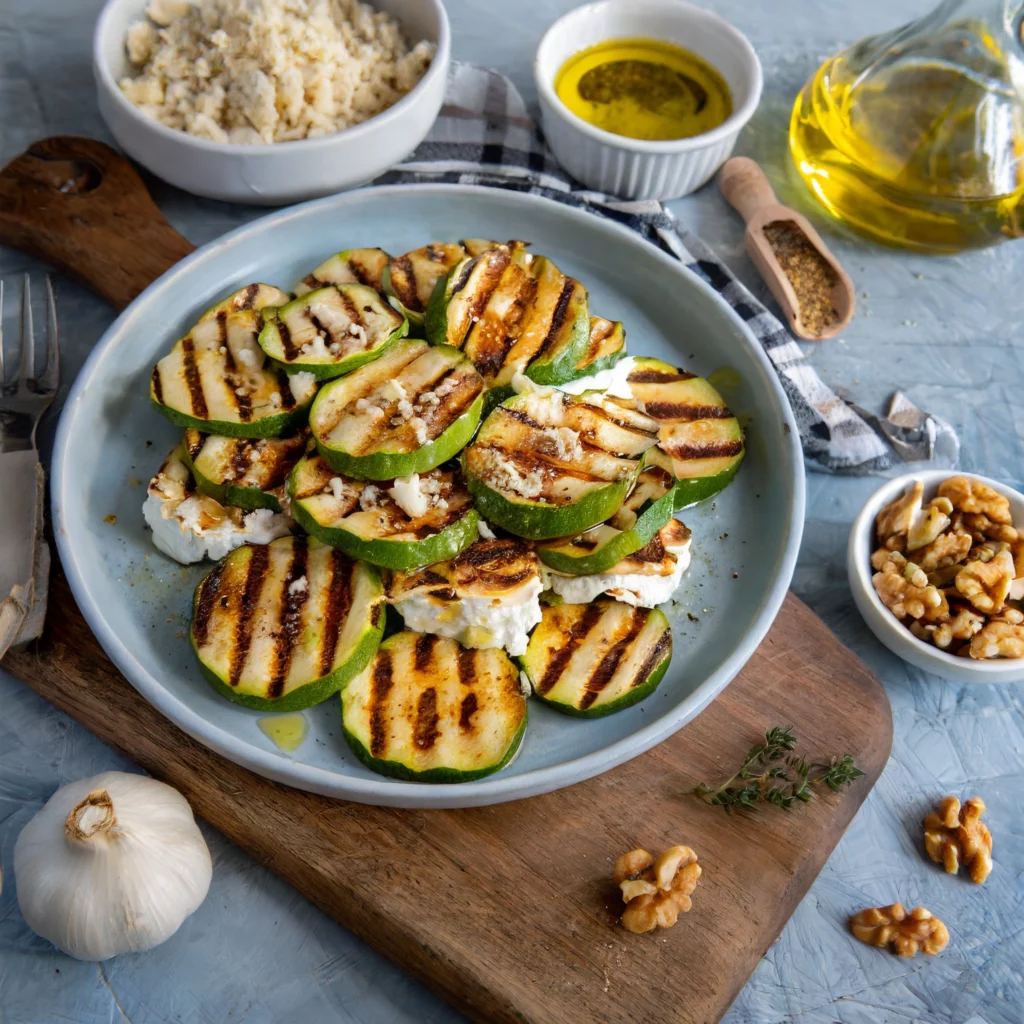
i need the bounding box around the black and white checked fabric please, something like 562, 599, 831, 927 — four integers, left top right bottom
376, 62, 895, 473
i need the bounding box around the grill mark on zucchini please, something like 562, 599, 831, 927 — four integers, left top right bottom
230, 441, 251, 480
391, 255, 416, 309
347, 260, 374, 288
413, 687, 441, 750
229, 544, 270, 686
632, 629, 671, 690
319, 549, 354, 677
533, 278, 574, 361
369, 649, 394, 756
473, 442, 606, 485
302, 273, 319, 291
578, 610, 649, 710
240, 283, 260, 309
268, 538, 310, 698
459, 692, 478, 731
180, 335, 209, 420
234, 389, 253, 422
585, 318, 615, 362
151, 365, 163, 405
666, 440, 745, 461
457, 646, 475, 689
448, 259, 476, 299
643, 402, 733, 422
276, 369, 298, 410
276, 318, 299, 362
216, 312, 237, 372
426, 245, 448, 263
537, 601, 603, 695
414, 632, 434, 671
628, 368, 696, 384
192, 562, 224, 648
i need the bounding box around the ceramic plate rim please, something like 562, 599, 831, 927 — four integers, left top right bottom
51, 183, 805, 808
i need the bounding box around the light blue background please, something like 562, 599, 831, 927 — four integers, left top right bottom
1, 1, 1022, 1022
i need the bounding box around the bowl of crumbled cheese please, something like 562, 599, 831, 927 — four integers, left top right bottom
94, 0, 449, 204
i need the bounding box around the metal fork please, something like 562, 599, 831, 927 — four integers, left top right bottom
0, 274, 60, 451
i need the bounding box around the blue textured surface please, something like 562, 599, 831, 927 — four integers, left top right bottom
1, 1, 1022, 1021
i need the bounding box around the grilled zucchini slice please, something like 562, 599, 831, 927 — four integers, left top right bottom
536, 463, 676, 575
295, 247, 391, 296
288, 453, 480, 571
383, 243, 469, 326
151, 284, 317, 438
462, 387, 659, 540
573, 316, 626, 378
183, 429, 307, 511
191, 536, 384, 712
522, 600, 672, 717
258, 284, 407, 380
425, 249, 590, 388
623, 357, 745, 508
341, 631, 528, 782
309, 339, 485, 480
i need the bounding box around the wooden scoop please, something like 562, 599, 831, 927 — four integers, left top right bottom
718, 157, 854, 341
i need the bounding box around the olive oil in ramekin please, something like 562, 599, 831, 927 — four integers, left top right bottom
555, 38, 732, 142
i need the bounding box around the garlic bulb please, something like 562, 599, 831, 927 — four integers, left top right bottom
13, 771, 212, 961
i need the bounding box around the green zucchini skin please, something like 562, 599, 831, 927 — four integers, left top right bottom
341, 631, 528, 782
150, 284, 318, 439
521, 600, 672, 717
295, 247, 391, 296
287, 454, 481, 571
461, 388, 658, 540
566, 316, 627, 380
535, 466, 677, 575
384, 243, 469, 328
190, 537, 384, 712
622, 357, 745, 508
309, 340, 485, 481
182, 429, 307, 512
258, 283, 407, 380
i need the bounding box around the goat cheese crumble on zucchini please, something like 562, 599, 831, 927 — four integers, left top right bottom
386, 538, 543, 655
144, 444, 292, 564
543, 519, 692, 608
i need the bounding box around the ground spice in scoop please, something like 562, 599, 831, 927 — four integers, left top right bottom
763, 220, 839, 336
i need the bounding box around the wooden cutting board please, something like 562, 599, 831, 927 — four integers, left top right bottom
0, 138, 893, 1024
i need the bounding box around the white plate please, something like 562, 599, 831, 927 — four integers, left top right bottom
52, 184, 804, 808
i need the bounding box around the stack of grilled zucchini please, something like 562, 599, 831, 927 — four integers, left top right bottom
142, 240, 746, 784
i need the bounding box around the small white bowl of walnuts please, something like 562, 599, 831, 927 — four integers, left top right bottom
848, 470, 1024, 684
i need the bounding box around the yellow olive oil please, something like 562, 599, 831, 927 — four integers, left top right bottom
258, 713, 308, 752
555, 38, 732, 142
790, 54, 1024, 252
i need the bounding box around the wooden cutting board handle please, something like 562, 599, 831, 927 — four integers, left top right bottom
0, 136, 194, 311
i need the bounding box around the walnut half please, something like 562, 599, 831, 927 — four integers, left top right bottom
923, 795, 993, 884
850, 904, 949, 957
613, 845, 701, 934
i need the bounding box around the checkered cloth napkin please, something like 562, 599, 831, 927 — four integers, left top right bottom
378, 62, 957, 475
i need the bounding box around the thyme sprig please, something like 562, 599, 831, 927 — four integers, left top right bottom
694, 726, 864, 812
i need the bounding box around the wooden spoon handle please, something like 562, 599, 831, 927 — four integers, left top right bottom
0, 136, 194, 312
718, 156, 779, 224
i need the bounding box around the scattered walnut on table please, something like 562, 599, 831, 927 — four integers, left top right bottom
955, 550, 1014, 613
923, 795, 993, 884
613, 845, 701, 934
850, 903, 949, 957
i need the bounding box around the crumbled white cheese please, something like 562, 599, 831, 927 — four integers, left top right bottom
327, 476, 344, 501
395, 575, 543, 656
382, 378, 407, 403
558, 356, 638, 401
288, 371, 318, 404
475, 448, 545, 500
388, 474, 430, 519
288, 575, 308, 596
409, 416, 429, 444
119, 0, 435, 145
519, 671, 534, 697
396, 398, 414, 420
543, 533, 692, 609
143, 494, 291, 565
477, 520, 497, 541
358, 483, 383, 511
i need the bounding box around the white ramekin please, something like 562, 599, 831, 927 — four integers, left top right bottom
534, 0, 762, 201
93, 0, 450, 205
848, 471, 1024, 685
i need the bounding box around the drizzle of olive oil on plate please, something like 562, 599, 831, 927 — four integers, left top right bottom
555, 38, 732, 142
258, 713, 308, 753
